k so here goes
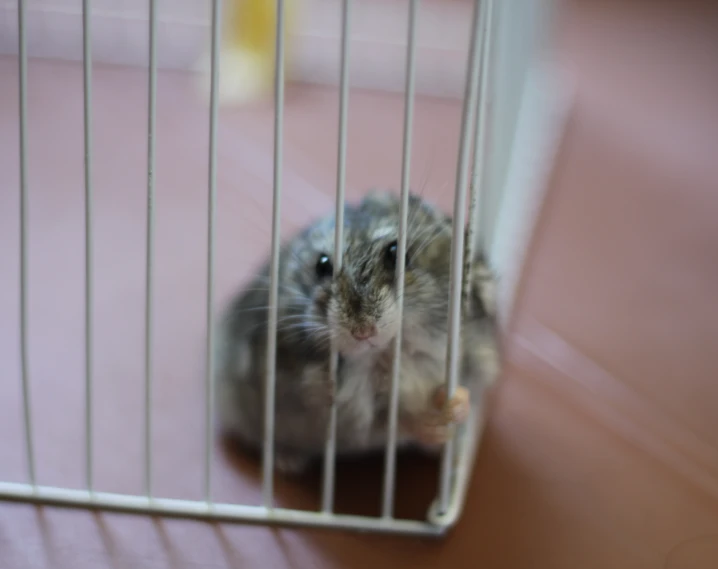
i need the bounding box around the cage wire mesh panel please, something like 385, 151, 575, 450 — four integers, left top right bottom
2, 0, 503, 536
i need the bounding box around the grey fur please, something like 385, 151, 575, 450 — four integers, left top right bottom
215, 191, 500, 473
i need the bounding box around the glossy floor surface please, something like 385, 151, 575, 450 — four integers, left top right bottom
1, 0, 718, 567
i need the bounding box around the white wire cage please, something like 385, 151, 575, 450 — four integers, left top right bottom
1, 0, 543, 537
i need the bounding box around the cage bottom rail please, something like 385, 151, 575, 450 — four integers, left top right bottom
0, 407, 481, 537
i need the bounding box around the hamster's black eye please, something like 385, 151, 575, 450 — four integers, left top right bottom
315, 253, 333, 279
384, 240, 409, 271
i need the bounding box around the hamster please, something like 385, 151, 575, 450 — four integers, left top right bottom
215, 190, 500, 474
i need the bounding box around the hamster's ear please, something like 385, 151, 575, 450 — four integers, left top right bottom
408, 192, 423, 208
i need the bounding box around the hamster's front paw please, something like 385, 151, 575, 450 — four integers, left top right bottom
405, 386, 470, 447
433, 385, 471, 424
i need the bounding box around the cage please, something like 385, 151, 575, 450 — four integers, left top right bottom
0, 0, 553, 536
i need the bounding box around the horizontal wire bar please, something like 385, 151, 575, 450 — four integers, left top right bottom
0, 483, 443, 536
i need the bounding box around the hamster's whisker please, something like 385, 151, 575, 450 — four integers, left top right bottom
275, 313, 311, 325
251, 278, 308, 299
230, 301, 309, 315
242, 312, 316, 336
278, 318, 328, 332
419, 144, 439, 198
278, 321, 327, 332
241, 285, 306, 297
280, 325, 333, 345
284, 330, 332, 343
308, 333, 334, 348
280, 326, 326, 338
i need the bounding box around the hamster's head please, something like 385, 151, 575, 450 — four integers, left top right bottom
283, 192, 453, 358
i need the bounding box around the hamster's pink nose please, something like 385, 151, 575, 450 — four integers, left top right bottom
352, 326, 377, 341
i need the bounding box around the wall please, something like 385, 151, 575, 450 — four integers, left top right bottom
0, 0, 474, 97
500, 1, 718, 563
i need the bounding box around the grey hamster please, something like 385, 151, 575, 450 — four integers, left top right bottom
215, 190, 500, 474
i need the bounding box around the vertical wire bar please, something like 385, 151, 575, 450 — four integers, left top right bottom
82, 0, 95, 494
322, 0, 352, 514
479, 0, 498, 249
437, 0, 485, 515
381, 0, 418, 520
144, 0, 158, 499
17, 0, 36, 488
464, 0, 494, 307
262, 0, 286, 508
204, 0, 222, 504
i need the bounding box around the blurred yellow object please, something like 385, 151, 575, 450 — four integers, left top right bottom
228, 0, 276, 54
198, 0, 295, 105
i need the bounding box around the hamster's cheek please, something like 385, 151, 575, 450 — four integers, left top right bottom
375, 301, 401, 348
325, 299, 340, 333
325, 301, 353, 353
313, 288, 330, 317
